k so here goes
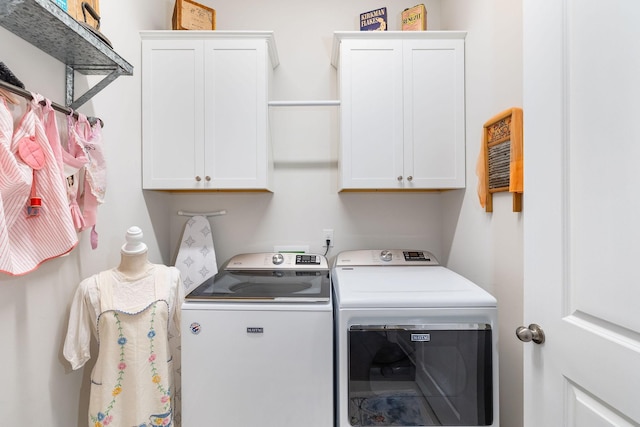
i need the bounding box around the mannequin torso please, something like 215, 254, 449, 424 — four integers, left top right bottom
64, 226, 184, 426
115, 225, 153, 280
116, 250, 153, 280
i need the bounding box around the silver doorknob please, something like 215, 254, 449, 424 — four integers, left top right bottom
516, 324, 545, 344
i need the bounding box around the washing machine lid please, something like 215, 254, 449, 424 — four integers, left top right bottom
332, 250, 496, 308
185, 252, 330, 302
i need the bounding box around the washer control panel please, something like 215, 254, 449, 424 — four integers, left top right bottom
295, 254, 322, 265
335, 249, 439, 267
226, 252, 328, 270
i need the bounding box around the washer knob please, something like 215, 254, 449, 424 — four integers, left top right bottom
380, 250, 393, 262
272, 253, 284, 265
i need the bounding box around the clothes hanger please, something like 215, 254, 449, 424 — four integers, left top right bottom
0, 87, 19, 105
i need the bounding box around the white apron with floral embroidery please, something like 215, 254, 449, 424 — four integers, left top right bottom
90, 269, 173, 427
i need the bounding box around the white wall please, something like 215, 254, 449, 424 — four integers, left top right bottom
0, 1, 523, 426
440, 2, 524, 427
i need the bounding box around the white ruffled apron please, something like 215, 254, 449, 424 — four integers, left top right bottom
89, 269, 173, 427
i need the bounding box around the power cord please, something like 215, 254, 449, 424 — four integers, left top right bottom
323, 239, 331, 256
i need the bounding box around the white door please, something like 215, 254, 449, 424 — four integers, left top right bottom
523, 1, 640, 426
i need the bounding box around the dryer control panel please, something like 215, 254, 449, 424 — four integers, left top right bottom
334, 249, 439, 266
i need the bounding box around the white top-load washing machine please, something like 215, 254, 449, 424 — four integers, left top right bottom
181, 252, 333, 427
332, 250, 498, 427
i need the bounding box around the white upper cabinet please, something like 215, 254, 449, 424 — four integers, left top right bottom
332, 31, 466, 190
141, 31, 278, 190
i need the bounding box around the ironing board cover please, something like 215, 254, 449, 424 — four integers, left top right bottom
89, 266, 174, 427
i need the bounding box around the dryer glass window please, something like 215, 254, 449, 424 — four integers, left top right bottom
348, 325, 492, 426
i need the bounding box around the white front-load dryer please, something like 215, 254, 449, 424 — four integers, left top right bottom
332, 250, 499, 427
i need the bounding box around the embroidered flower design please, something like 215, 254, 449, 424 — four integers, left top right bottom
91, 312, 128, 426
149, 411, 172, 426
92, 301, 173, 426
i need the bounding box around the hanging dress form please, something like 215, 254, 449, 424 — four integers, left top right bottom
0, 96, 77, 275
63, 264, 183, 427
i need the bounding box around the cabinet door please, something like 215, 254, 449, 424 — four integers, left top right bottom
403, 39, 465, 189
203, 39, 270, 190
339, 39, 404, 190
142, 39, 205, 189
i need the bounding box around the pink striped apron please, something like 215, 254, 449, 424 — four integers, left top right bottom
0, 97, 78, 276
68, 113, 106, 249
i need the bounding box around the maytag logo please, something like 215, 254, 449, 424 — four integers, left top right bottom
247, 327, 264, 334
411, 333, 431, 342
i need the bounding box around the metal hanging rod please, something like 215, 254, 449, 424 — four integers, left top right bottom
268, 100, 340, 107
177, 210, 227, 217
0, 78, 104, 127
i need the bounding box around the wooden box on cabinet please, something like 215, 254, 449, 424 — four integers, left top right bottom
331, 31, 466, 191
172, 0, 216, 30
141, 31, 278, 191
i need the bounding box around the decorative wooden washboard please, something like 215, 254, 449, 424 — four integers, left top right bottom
478, 107, 523, 212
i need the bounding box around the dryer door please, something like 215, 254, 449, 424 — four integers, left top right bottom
348, 324, 493, 426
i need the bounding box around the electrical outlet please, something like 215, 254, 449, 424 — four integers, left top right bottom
323, 229, 334, 247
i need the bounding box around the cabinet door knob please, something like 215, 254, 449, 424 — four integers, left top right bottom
205, 176, 211, 181
397, 176, 403, 182
407, 176, 413, 182
195, 176, 202, 182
